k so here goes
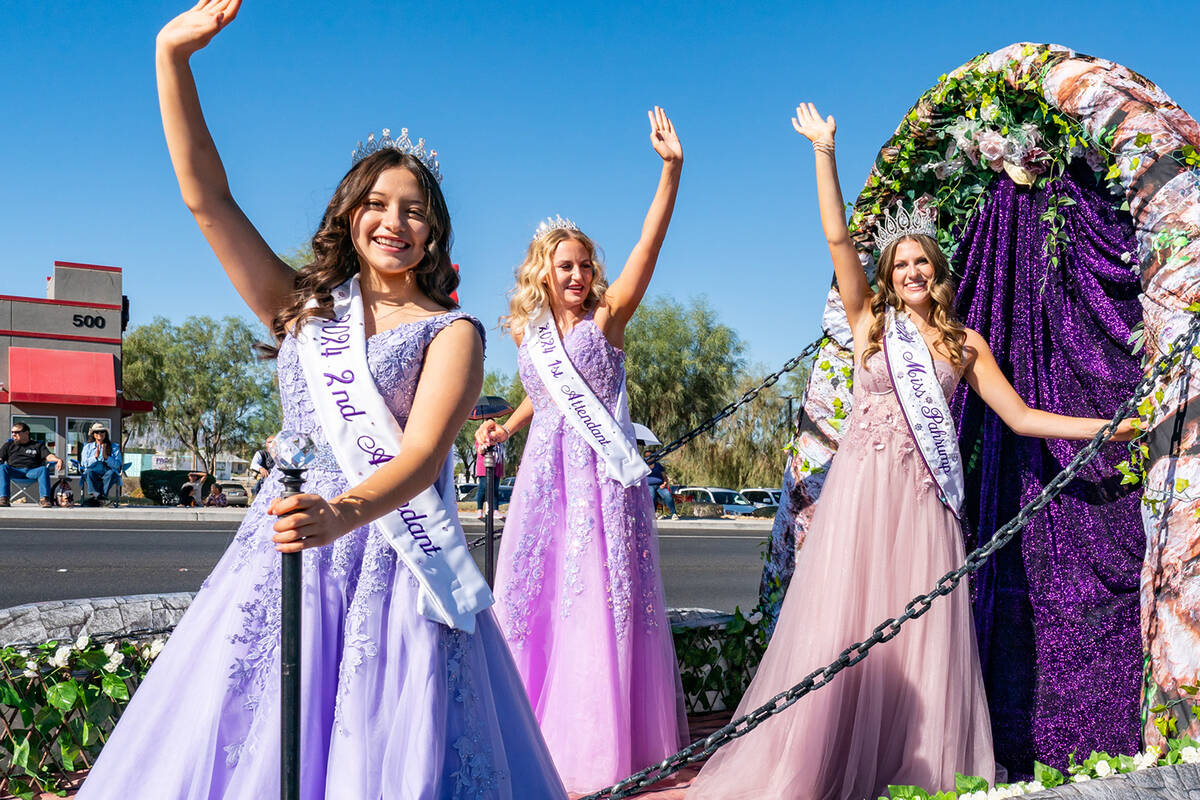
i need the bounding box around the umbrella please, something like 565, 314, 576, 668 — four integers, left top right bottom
632, 423, 660, 446
470, 395, 513, 421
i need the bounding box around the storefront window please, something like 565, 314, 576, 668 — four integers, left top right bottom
11, 415, 59, 466
66, 417, 113, 475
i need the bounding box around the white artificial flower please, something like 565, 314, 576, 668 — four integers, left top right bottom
50, 646, 71, 669
74, 634, 89, 651
1072, 773, 1091, 782
17, 649, 29, 658
149, 639, 165, 659
964, 791, 987, 800
1132, 750, 1157, 770
21, 667, 37, 678
1182, 746, 1200, 764
981, 101, 1000, 122
103, 642, 117, 657
1094, 760, 1112, 777
1024, 780, 1045, 794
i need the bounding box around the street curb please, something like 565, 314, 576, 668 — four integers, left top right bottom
0, 507, 773, 530
0, 506, 247, 523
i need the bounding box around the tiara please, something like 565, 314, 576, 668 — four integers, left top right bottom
873, 204, 937, 252
351, 128, 442, 182
532, 214, 581, 242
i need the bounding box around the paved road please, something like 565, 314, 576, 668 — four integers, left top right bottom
0, 517, 770, 614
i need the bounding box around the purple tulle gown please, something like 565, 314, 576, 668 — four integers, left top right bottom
689, 352, 994, 800
77, 314, 566, 800
493, 317, 688, 793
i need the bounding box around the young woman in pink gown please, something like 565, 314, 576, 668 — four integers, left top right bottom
688, 104, 1136, 800
474, 108, 688, 793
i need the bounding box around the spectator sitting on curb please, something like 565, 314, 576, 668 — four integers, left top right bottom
249, 435, 275, 496
0, 422, 63, 508
81, 422, 123, 507
204, 483, 228, 508
645, 449, 679, 520
178, 471, 206, 508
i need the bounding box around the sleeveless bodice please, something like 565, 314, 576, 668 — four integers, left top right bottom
840, 350, 961, 493
517, 318, 626, 422
275, 312, 483, 473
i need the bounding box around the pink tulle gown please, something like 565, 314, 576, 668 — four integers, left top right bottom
493, 318, 688, 794
689, 351, 994, 800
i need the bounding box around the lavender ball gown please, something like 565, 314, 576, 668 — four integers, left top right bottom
493, 317, 688, 793
77, 313, 566, 800
689, 352, 994, 800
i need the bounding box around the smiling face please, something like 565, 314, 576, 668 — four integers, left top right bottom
349, 166, 431, 279
889, 237, 936, 309
546, 237, 596, 314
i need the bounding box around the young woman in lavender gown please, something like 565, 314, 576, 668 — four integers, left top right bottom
687, 103, 1136, 800
78, 1, 565, 797
473, 108, 687, 793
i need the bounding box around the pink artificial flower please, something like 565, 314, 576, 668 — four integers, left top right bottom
977, 129, 1007, 171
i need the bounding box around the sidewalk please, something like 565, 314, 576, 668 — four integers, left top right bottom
0, 505, 774, 530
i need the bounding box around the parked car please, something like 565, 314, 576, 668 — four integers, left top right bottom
500, 477, 516, 487
740, 488, 783, 507
218, 481, 249, 507
673, 487, 757, 516
456, 482, 514, 504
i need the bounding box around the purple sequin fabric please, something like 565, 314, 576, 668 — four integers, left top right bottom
950, 167, 1144, 774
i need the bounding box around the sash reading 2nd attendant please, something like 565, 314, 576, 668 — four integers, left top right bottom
881, 306, 965, 517
296, 276, 492, 632
525, 306, 650, 488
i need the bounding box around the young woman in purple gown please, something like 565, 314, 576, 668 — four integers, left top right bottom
687, 103, 1136, 800
473, 108, 687, 793
77, 2, 565, 798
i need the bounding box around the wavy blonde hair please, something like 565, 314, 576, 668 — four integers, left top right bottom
861, 234, 966, 367
502, 228, 609, 335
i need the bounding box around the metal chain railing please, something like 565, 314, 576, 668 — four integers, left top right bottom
466, 336, 827, 551
579, 315, 1200, 800
645, 336, 827, 465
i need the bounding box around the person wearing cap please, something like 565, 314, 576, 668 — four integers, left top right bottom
0, 421, 62, 508
80, 422, 123, 507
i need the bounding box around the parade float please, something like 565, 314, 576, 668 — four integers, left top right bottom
761, 42, 1200, 775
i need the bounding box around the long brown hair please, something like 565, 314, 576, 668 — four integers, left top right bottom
862, 234, 966, 366
272, 149, 457, 340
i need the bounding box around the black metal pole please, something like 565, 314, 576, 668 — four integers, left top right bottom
278, 466, 305, 800
484, 445, 496, 585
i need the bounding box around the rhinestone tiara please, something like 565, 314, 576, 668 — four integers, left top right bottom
351, 128, 442, 182
873, 204, 937, 252
532, 214, 581, 243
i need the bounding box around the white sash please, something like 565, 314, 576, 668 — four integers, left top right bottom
296, 277, 492, 632
525, 306, 650, 488
882, 307, 965, 518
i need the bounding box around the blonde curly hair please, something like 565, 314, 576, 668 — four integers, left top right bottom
502, 227, 609, 335
861, 234, 966, 367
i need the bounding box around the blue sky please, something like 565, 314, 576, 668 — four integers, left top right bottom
2, 0, 1197, 377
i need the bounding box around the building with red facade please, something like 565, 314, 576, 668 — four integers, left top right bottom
1, 261, 151, 486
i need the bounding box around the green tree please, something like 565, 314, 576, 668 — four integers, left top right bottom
667, 368, 795, 489
122, 316, 281, 472
624, 296, 745, 445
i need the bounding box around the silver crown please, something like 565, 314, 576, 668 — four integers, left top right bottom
532, 214, 581, 243
351, 128, 442, 182
873, 204, 937, 252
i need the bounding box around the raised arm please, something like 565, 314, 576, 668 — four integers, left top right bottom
600, 107, 683, 336
791, 103, 873, 330
156, 0, 295, 327
270, 320, 485, 550
964, 329, 1136, 441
